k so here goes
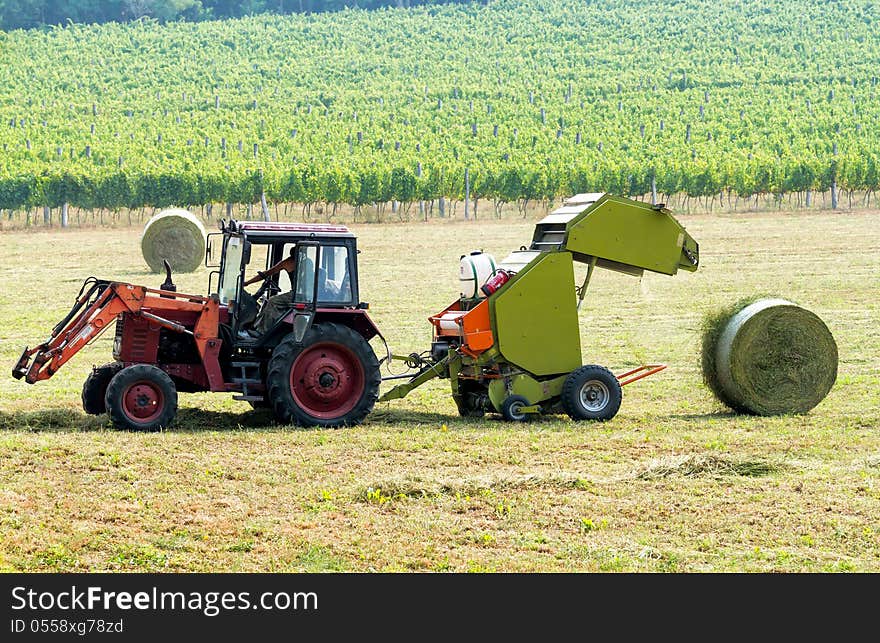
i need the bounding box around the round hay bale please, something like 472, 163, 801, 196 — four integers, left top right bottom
140, 208, 206, 274
701, 298, 837, 415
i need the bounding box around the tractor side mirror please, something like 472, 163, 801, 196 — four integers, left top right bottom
205, 232, 221, 268
242, 240, 252, 266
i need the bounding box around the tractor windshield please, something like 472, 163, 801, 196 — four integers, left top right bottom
280, 244, 352, 304
218, 235, 245, 304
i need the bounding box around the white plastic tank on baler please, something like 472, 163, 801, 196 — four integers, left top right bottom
459, 251, 497, 299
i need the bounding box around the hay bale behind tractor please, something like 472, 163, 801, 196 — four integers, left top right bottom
141, 208, 207, 273
701, 298, 838, 415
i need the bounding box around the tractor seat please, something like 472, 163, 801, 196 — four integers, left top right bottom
234, 290, 260, 329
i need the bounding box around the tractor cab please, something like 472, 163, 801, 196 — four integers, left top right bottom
207, 220, 367, 347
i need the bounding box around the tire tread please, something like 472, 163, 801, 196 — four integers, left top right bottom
267, 323, 380, 428
105, 364, 178, 431
561, 364, 622, 421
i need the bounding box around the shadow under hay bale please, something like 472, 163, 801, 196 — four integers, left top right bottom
701, 297, 838, 415
140, 208, 207, 274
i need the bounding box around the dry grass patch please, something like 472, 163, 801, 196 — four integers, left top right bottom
631, 453, 785, 480
358, 472, 594, 502
1, 209, 878, 572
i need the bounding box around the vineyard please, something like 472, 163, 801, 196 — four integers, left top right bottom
1, 0, 880, 225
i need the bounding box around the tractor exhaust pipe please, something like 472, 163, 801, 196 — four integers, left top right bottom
160, 259, 176, 292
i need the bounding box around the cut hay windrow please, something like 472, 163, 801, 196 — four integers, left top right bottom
701, 298, 837, 415
140, 208, 206, 274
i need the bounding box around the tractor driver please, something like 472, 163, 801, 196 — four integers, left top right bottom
243, 247, 300, 335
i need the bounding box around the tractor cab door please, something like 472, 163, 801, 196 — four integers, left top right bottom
218, 234, 246, 305
278, 241, 355, 306
289, 241, 322, 342
217, 234, 256, 332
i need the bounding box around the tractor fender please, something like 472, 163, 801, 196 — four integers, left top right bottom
281, 308, 381, 342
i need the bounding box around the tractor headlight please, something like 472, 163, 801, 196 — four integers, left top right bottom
112, 318, 124, 360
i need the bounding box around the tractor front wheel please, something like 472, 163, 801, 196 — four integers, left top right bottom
105, 364, 178, 431
82, 362, 123, 415
267, 323, 380, 428
561, 365, 622, 421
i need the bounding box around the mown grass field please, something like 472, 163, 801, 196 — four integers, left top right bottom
0, 208, 878, 572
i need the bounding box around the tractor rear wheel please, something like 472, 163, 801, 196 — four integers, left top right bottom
267, 323, 380, 428
105, 364, 178, 431
561, 365, 622, 421
82, 362, 123, 415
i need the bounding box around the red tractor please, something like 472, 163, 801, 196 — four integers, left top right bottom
13, 220, 382, 431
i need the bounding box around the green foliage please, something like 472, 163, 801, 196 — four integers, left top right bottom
0, 0, 878, 211
0, 0, 474, 30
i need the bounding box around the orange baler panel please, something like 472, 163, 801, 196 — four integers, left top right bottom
460, 299, 494, 356
429, 299, 495, 356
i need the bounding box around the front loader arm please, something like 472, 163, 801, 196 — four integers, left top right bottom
13, 280, 149, 384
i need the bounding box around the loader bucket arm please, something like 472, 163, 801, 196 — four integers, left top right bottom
13, 280, 149, 383
14, 277, 224, 388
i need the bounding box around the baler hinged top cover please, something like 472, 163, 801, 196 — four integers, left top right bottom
526, 193, 699, 276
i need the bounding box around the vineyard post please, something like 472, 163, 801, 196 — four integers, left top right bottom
61, 203, 68, 228
260, 192, 271, 221
464, 168, 470, 220
259, 169, 271, 221
831, 141, 838, 209
651, 173, 658, 205
43, 206, 50, 226
416, 161, 425, 221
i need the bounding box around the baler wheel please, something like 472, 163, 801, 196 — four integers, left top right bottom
500, 395, 531, 422
81, 362, 123, 415
561, 365, 622, 421
105, 364, 178, 431
267, 323, 380, 428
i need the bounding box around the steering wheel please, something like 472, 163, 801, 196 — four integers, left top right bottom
235, 273, 281, 330
251, 274, 281, 301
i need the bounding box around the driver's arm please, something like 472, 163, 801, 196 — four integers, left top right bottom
243, 255, 296, 287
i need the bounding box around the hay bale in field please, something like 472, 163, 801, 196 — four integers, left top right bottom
701, 298, 837, 415
140, 208, 206, 273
